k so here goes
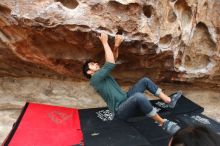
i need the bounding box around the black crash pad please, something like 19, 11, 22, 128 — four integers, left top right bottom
79, 94, 218, 146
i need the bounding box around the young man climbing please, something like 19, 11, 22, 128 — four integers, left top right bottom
82, 32, 182, 135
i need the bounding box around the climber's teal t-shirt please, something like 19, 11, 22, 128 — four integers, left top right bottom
90, 62, 127, 113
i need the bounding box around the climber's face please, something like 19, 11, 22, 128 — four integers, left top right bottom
87, 62, 100, 75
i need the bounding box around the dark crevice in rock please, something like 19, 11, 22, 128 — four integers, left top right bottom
142, 43, 156, 55
159, 34, 172, 45
132, 32, 149, 39
108, 1, 140, 12
143, 5, 153, 18
116, 27, 123, 35
117, 26, 129, 35
108, 1, 125, 10
0, 4, 11, 14
55, 0, 79, 9
203, 2, 208, 7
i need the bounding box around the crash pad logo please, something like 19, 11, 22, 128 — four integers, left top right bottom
155, 101, 169, 108
191, 115, 211, 125
48, 111, 71, 124
96, 109, 114, 122
154, 106, 161, 112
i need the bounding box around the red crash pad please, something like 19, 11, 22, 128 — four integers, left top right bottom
3, 103, 84, 146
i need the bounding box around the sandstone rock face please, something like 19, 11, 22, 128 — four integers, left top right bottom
0, 0, 219, 87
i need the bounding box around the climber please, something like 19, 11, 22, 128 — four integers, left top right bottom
82, 32, 182, 135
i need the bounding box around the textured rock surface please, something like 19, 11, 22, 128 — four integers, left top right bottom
0, 0, 220, 86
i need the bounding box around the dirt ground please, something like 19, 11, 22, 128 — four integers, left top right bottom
0, 77, 220, 143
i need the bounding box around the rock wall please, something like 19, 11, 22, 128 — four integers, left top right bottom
0, 0, 219, 87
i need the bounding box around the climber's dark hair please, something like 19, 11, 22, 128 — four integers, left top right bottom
171, 126, 220, 146
82, 60, 92, 79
